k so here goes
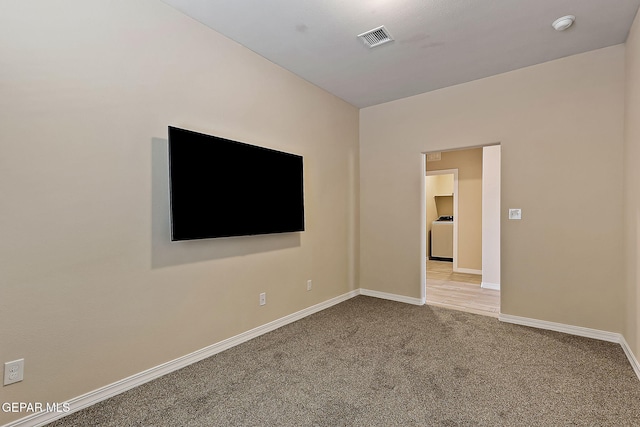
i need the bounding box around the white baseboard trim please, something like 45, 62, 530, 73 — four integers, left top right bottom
4, 290, 360, 427
480, 281, 500, 290
499, 313, 640, 382
359, 288, 425, 306
620, 335, 640, 381
454, 267, 482, 275
498, 313, 620, 342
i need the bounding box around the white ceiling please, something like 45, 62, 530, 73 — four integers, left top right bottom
162, 0, 640, 108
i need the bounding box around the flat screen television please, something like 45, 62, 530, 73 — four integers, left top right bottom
168, 126, 305, 241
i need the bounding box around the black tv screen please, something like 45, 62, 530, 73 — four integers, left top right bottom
168, 126, 305, 241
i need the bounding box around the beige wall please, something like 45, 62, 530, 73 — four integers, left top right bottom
427, 148, 483, 271
624, 11, 640, 360
0, 1, 359, 423
360, 45, 625, 332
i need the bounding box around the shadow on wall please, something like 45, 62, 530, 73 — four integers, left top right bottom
150, 138, 301, 269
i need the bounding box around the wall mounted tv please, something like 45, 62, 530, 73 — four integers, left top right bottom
168, 126, 305, 241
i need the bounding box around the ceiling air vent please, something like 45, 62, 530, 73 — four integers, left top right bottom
357, 25, 393, 48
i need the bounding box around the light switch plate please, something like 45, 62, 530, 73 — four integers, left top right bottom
509, 209, 522, 220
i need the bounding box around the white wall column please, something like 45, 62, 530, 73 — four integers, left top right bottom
482, 145, 501, 290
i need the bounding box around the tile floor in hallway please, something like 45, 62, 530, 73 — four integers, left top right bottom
426, 260, 500, 317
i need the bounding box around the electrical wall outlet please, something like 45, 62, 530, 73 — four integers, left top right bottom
307, 280, 312, 291
4, 359, 24, 386
259, 292, 266, 306
508, 208, 522, 220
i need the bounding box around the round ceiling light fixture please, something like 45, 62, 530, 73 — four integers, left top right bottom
552, 15, 575, 31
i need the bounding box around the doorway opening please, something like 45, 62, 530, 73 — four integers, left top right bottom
426, 170, 458, 265
421, 146, 500, 317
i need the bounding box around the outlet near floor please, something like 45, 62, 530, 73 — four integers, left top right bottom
307, 280, 312, 291
259, 292, 266, 306
4, 359, 24, 386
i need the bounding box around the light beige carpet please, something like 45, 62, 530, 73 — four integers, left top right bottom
48, 296, 640, 426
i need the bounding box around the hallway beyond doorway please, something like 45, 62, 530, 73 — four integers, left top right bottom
426, 260, 499, 317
